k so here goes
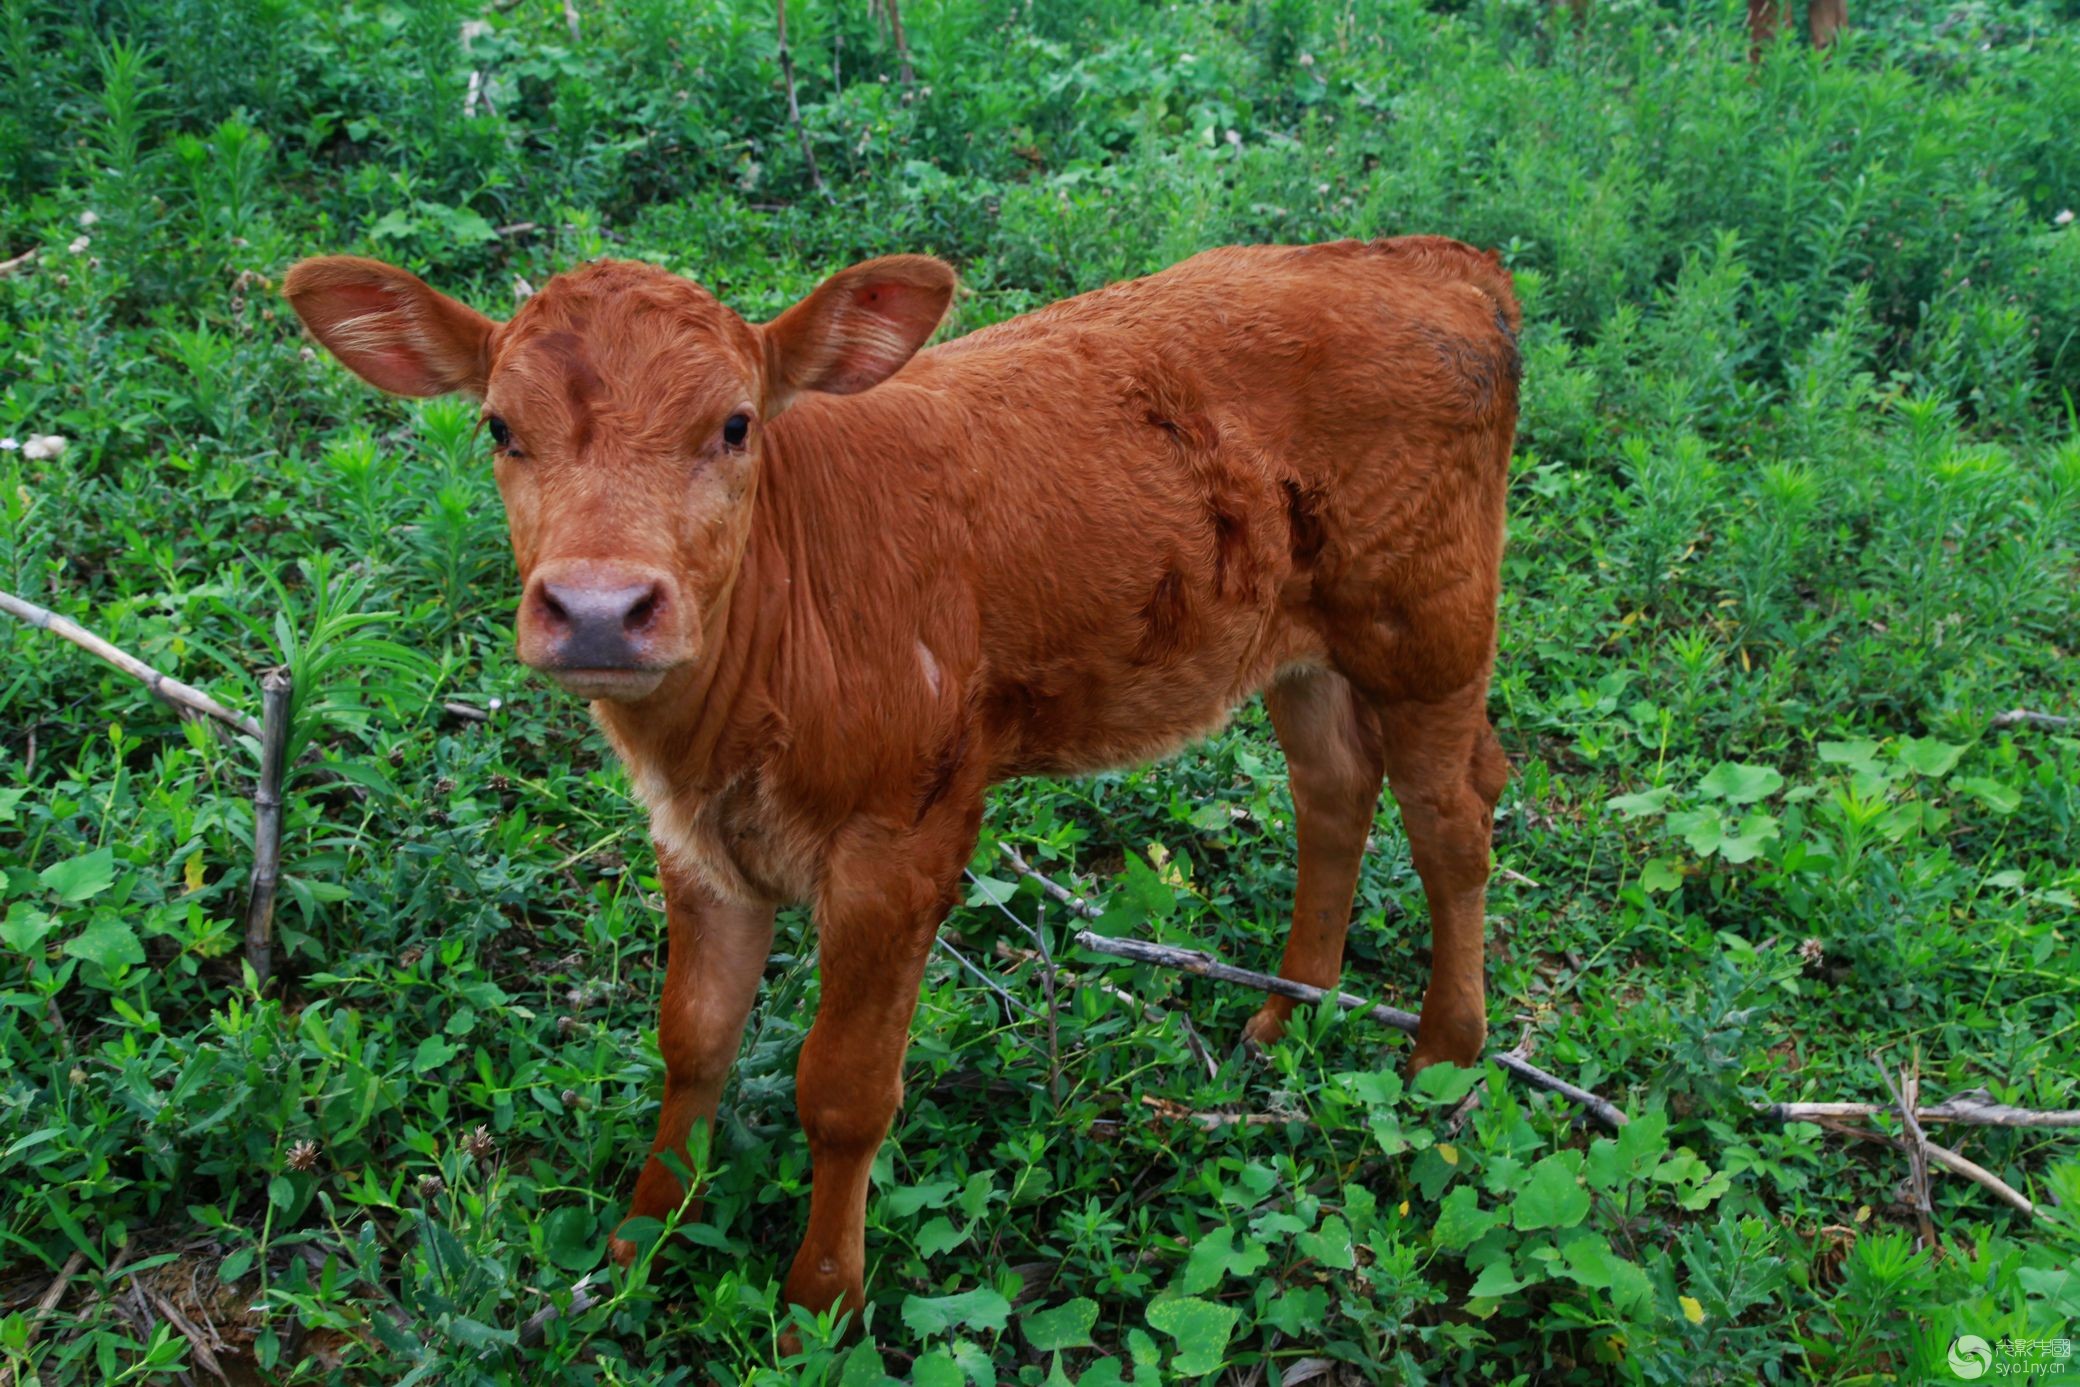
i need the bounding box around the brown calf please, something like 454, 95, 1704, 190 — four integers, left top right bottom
285, 237, 1519, 1327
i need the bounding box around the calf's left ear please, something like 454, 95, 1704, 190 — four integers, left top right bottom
283, 256, 499, 398
761, 255, 956, 404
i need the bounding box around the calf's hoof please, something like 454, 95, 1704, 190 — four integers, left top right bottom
1239, 1002, 1292, 1051
1405, 1015, 1485, 1076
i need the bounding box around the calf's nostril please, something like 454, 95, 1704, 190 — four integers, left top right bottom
624, 589, 660, 631
537, 586, 571, 626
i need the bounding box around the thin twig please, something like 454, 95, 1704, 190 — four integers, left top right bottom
561, 0, 580, 41
0, 1251, 86, 1387
999, 845, 1630, 1129
1991, 708, 2074, 731
1876, 1054, 1937, 1249
145, 1291, 228, 1384
774, 0, 828, 196
519, 1274, 601, 1346
1036, 902, 1063, 1104
936, 936, 1038, 1020
244, 669, 292, 987
1810, 1116, 2037, 1217
883, 0, 915, 90
441, 700, 490, 722
0, 590, 261, 738
1140, 1095, 1296, 1129
1763, 1089, 2080, 1128
0, 246, 36, 276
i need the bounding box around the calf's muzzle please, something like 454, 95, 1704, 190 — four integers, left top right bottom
519, 560, 685, 701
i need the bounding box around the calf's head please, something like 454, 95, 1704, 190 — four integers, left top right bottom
284, 254, 955, 701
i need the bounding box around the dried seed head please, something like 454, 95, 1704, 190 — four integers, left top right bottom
488, 773, 511, 792
1797, 938, 1825, 966
418, 1173, 446, 1198
287, 1139, 321, 1172
462, 1125, 496, 1161
435, 777, 457, 795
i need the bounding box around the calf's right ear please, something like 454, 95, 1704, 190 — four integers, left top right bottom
283, 256, 499, 398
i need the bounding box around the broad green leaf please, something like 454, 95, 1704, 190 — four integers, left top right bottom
1954, 776, 2022, 815
1182, 1225, 1268, 1294
1896, 737, 1966, 777
1817, 739, 1882, 771
411, 1035, 459, 1073
1557, 1230, 1620, 1288
1, 902, 57, 952
1718, 812, 1781, 864
1146, 1296, 1237, 1376
901, 1287, 1012, 1340
916, 1216, 967, 1258
1514, 1153, 1590, 1231
39, 849, 116, 904
1639, 857, 1683, 892
837, 1343, 892, 1386
1297, 1214, 1355, 1270
1696, 762, 1783, 804
543, 1206, 596, 1272
886, 1180, 960, 1216
964, 875, 1017, 907
1021, 1297, 1098, 1352
1433, 1185, 1502, 1252
1667, 808, 1726, 857
1608, 787, 1674, 818
1411, 1061, 1482, 1105
909, 1351, 967, 1387
1466, 1260, 1528, 1298
63, 915, 142, 970
1586, 1112, 1670, 1189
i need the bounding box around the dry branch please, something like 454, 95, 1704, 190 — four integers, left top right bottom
243, 669, 292, 987
774, 0, 828, 197
0, 246, 36, 277
0, 589, 261, 738
1763, 1088, 2080, 1129
1879, 1055, 1937, 1248
0, 1251, 86, 1387
1809, 1115, 2037, 1217
518, 1273, 601, 1347
1991, 708, 2074, 731
998, 845, 1631, 1129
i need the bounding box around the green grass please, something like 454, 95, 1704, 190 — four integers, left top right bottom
3, 0, 2079, 1382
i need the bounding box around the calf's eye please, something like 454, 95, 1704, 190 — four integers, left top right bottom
722, 413, 750, 449
486, 415, 513, 450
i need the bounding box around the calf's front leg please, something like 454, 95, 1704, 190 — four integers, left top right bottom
610, 853, 775, 1266
781, 807, 979, 1327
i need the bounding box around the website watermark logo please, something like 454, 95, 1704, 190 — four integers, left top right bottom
1950, 1335, 2073, 1380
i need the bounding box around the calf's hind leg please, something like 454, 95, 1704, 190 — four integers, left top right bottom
1377, 686, 1508, 1071
1241, 667, 1388, 1048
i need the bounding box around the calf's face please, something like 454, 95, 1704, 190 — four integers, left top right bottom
284, 254, 955, 702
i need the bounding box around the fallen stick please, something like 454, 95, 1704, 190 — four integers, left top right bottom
1141, 1094, 1295, 1129
244, 669, 292, 988
0, 246, 36, 277
518, 1273, 601, 1347
1762, 1089, 2080, 1129
145, 1289, 229, 1384
774, 0, 828, 197
0, 1251, 86, 1387
0, 590, 261, 738
1878, 1055, 1937, 1249
1810, 1116, 2036, 1217
1990, 708, 2073, 731
998, 845, 1630, 1129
